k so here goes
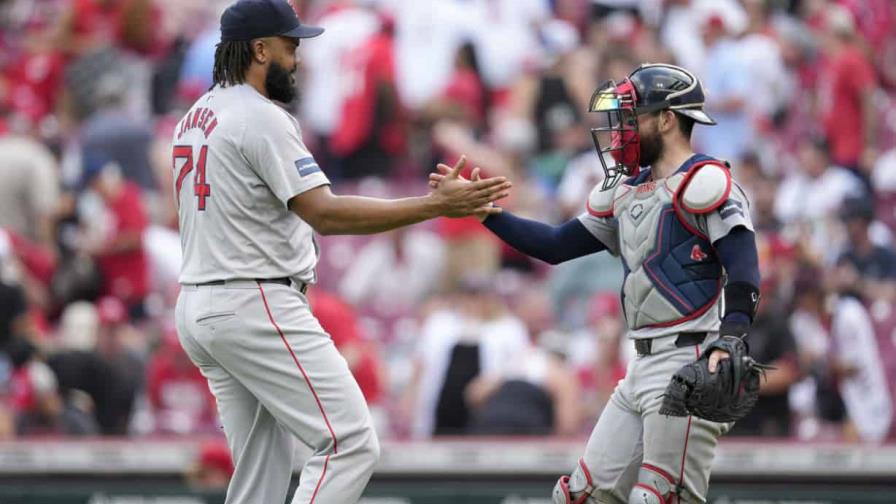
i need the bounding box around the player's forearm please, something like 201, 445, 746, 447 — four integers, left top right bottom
714, 227, 760, 322
482, 211, 605, 264
310, 194, 443, 235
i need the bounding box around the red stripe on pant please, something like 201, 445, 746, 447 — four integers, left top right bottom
674, 345, 701, 503
258, 282, 338, 503
310, 455, 330, 503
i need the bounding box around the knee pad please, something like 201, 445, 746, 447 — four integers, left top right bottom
626, 464, 677, 504
552, 459, 597, 504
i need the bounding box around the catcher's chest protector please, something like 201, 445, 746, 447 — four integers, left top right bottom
611, 155, 725, 329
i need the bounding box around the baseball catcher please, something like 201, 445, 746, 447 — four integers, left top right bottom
430, 63, 765, 503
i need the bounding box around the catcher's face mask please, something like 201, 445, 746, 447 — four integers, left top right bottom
589, 79, 668, 189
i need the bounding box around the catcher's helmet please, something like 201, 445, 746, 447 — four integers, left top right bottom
589, 63, 715, 188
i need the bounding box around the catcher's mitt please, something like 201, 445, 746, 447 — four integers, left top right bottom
659, 333, 772, 423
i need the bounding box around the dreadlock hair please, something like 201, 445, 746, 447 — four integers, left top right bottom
211, 40, 254, 89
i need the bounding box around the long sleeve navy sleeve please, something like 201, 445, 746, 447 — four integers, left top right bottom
714, 227, 760, 287
482, 211, 606, 265
714, 226, 760, 323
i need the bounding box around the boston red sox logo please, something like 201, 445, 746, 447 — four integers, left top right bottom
690, 244, 709, 262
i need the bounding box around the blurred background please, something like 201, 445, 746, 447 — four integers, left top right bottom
1, 0, 895, 502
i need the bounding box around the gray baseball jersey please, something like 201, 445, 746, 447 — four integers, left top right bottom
174, 84, 330, 285
174, 83, 379, 504
554, 154, 752, 504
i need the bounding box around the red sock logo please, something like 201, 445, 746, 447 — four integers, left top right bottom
690, 244, 708, 262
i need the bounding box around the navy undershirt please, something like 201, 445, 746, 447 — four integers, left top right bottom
482, 212, 605, 265
482, 211, 759, 321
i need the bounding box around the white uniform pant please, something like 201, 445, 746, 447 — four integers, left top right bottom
175, 281, 379, 504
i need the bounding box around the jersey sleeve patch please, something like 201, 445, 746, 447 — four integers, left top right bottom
719, 198, 744, 220
295, 157, 321, 177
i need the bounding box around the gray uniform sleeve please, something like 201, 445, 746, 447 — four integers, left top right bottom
704, 182, 754, 243
576, 212, 620, 256
241, 105, 330, 206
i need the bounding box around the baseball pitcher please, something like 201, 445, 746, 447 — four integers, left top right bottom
172, 1, 511, 503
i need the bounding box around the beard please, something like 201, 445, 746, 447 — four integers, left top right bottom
265, 61, 297, 103
638, 128, 663, 167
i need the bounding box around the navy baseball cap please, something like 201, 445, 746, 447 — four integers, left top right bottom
220, 0, 324, 42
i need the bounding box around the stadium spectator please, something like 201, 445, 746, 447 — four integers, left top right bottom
338, 227, 444, 318
0, 242, 31, 364
508, 19, 589, 160
694, 12, 754, 162
659, 0, 745, 75
80, 86, 157, 191
300, 0, 380, 152
462, 289, 580, 436
55, 0, 165, 57
873, 148, 896, 233
836, 197, 896, 302
78, 153, 150, 320
469, 0, 551, 96
789, 268, 847, 441
774, 137, 866, 254
0, 134, 60, 252
738, 0, 794, 139
13, 358, 97, 436
329, 15, 405, 180
571, 292, 628, 427
93, 296, 143, 432
48, 298, 141, 435
727, 298, 800, 438
185, 439, 234, 491
422, 43, 487, 130
404, 278, 528, 437
815, 4, 880, 177
146, 328, 215, 434
0, 0, 66, 133
391, 0, 466, 108
790, 268, 893, 442
829, 294, 894, 443
465, 336, 582, 436
308, 290, 385, 415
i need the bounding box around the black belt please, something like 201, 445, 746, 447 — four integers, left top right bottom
196, 277, 308, 294
634, 332, 707, 356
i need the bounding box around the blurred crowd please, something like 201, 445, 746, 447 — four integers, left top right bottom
1, 0, 895, 446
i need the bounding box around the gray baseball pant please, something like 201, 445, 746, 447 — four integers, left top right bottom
176, 280, 379, 504
574, 334, 729, 504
